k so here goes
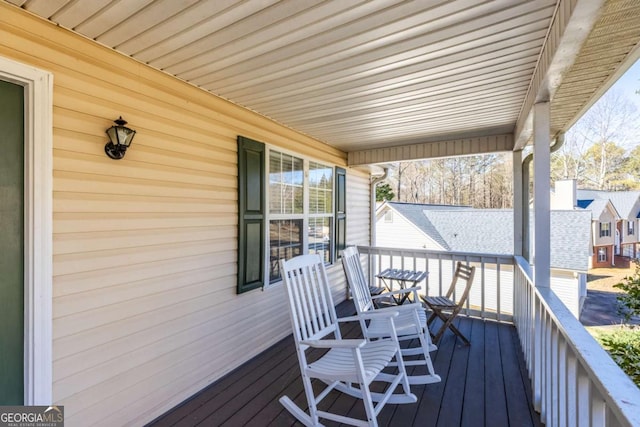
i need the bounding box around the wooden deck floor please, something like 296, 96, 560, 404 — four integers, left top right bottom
147, 301, 541, 427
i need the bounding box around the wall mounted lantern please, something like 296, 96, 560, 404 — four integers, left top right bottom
105, 116, 136, 160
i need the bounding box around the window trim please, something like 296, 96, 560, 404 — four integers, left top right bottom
597, 247, 607, 262
264, 146, 336, 287
628, 220, 635, 236
600, 222, 611, 238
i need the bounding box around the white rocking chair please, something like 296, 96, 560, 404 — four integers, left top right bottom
341, 246, 441, 386
279, 254, 416, 427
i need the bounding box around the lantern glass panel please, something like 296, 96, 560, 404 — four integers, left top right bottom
107, 126, 118, 144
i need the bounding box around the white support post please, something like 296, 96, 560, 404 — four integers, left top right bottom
513, 150, 523, 257
533, 102, 551, 288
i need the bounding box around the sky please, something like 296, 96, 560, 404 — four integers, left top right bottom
571, 58, 640, 145
610, 59, 640, 144
608, 58, 640, 111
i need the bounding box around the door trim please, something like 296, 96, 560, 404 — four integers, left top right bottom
0, 56, 53, 405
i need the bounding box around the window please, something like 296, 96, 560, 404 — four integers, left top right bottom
628, 220, 635, 236
384, 210, 393, 223
600, 222, 611, 237
308, 161, 334, 264
238, 136, 345, 293
267, 152, 333, 283
597, 247, 607, 262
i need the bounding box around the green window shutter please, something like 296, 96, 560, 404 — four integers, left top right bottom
237, 136, 266, 293
335, 167, 347, 259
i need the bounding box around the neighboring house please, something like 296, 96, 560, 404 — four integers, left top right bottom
577, 189, 640, 259
377, 203, 470, 250
576, 198, 620, 268
376, 202, 592, 317
551, 179, 639, 267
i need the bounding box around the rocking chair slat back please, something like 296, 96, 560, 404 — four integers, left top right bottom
281, 254, 339, 343
341, 246, 375, 313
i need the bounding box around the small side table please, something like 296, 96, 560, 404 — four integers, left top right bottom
375, 268, 427, 304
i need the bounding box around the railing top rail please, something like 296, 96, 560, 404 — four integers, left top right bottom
514, 256, 640, 427
357, 245, 514, 263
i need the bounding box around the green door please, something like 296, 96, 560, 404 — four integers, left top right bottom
0, 79, 24, 404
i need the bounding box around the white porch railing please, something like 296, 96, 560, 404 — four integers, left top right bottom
355, 246, 640, 427
356, 245, 514, 321
513, 256, 640, 427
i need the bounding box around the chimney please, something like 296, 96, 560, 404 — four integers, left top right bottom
552, 179, 577, 209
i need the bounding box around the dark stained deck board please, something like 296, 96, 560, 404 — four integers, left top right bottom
148, 333, 297, 427
461, 314, 485, 426
181, 341, 296, 426
436, 317, 472, 426
510, 326, 544, 427
147, 301, 541, 427
484, 320, 509, 427
499, 322, 537, 427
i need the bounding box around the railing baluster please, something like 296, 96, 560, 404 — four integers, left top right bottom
549, 316, 556, 425
534, 296, 543, 412
558, 339, 567, 427
481, 259, 486, 320
354, 247, 639, 427
512, 256, 640, 427
577, 370, 589, 426
567, 353, 577, 427
496, 261, 501, 321
591, 389, 605, 427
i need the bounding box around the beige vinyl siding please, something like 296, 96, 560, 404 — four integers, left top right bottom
593, 209, 616, 247
375, 207, 444, 250
326, 168, 370, 302
0, 4, 361, 426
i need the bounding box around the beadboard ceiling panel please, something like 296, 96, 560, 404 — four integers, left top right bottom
6, 0, 640, 161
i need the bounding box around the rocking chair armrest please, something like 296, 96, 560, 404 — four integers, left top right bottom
371, 286, 421, 299
300, 339, 366, 349
338, 310, 400, 323
372, 302, 424, 313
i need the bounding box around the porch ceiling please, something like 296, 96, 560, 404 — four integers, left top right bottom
6, 0, 640, 164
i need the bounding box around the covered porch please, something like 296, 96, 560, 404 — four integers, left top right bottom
149, 248, 639, 426
2, 0, 640, 425
148, 301, 539, 427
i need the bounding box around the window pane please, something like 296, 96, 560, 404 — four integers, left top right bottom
269, 184, 282, 213
309, 217, 332, 264
269, 219, 303, 282
309, 162, 333, 214
269, 151, 303, 214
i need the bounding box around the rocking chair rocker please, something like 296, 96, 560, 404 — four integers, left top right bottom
341, 246, 440, 386
279, 254, 416, 427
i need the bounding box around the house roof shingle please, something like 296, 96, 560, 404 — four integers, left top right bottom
577, 198, 614, 219
384, 203, 591, 272
384, 202, 470, 250
576, 189, 639, 219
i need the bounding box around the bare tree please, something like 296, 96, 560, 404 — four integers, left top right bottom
552, 89, 640, 189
